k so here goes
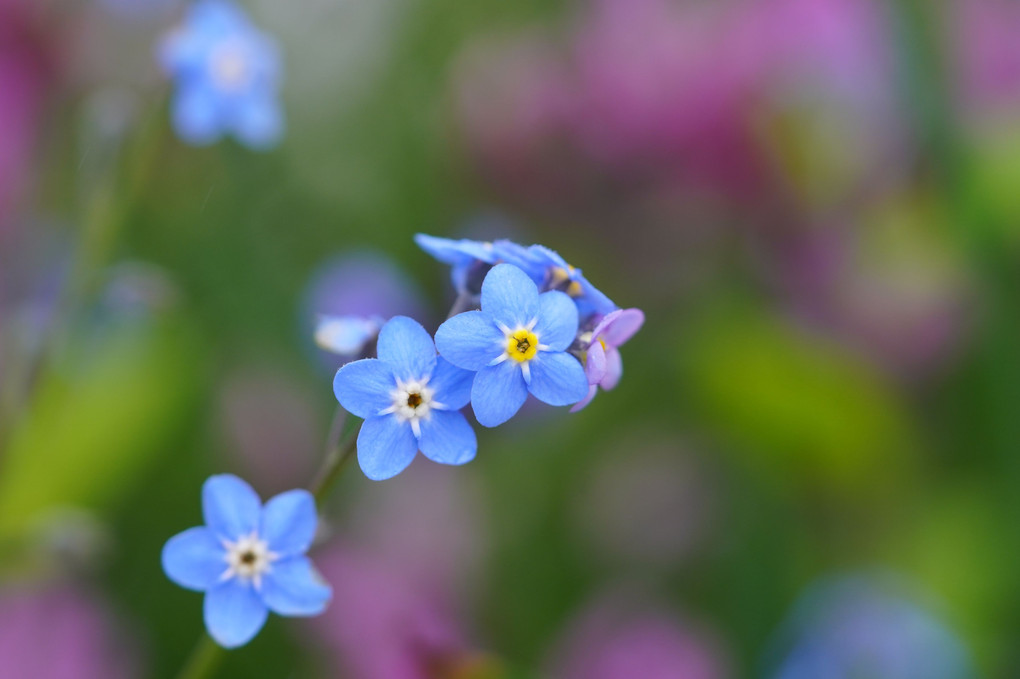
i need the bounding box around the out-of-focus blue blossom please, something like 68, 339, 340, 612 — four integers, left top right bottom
767, 575, 975, 679
303, 252, 427, 370
161, 474, 331, 648
435, 263, 589, 426
158, 0, 283, 149
333, 317, 477, 480
572, 307, 644, 411
314, 315, 383, 357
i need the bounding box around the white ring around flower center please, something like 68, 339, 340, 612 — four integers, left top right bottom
221, 532, 277, 590
381, 377, 441, 438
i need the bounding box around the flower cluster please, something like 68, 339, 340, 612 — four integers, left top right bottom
162, 234, 641, 649
333, 234, 644, 479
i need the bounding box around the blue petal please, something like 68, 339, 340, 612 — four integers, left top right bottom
356, 415, 418, 481
203, 474, 261, 541
527, 352, 589, 406
376, 316, 437, 382
534, 290, 579, 352
204, 579, 268, 648
162, 527, 225, 592
429, 357, 474, 410
435, 310, 504, 371
471, 360, 528, 427
171, 86, 222, 146
414, 233, 494, 265
480, 264, 540, 329
575, 272, 617, 318
333, 358, 396, 419
230, 92, 283, 150
260, 489, 317, 557
418, 410, 477, 465
259, 556, 332, 616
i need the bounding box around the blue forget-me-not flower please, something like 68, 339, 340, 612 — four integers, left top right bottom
158, 0, 283, 149
435, 263, 590, 426
161, 474, 331, 648
333, 316, 477, 480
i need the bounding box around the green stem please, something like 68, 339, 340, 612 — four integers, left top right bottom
174, 635, 225, 679
310, 408, 359, 505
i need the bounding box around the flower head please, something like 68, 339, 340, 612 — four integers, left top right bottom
333, 316, 477, 480
571, 307, 644, 411
158, 0, 283, 149
435, 263, 589, 426
161, 474, 331, 648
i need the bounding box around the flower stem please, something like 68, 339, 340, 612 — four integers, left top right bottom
174, 635, 224, 679
310, 407, 359, 505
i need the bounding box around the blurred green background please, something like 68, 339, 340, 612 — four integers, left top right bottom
1, 0, 1020, 677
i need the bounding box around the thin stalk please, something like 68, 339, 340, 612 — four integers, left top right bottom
173, 635, 225, 679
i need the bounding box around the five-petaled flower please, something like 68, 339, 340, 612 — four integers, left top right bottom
158, 0, 284, 149
571, 308, 645, 412
161, 474, 332, 648
435, 263, 590, 427
333, 316, 477, 480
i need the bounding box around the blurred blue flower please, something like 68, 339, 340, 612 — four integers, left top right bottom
314, 315, 383, 357
435, 263, 588, 426
161, 474, 331, 648
767, 574, 975, 679
333, 316, 477, 480
158, 0, 283, 149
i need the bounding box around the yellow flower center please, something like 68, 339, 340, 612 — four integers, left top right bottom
507, 329, 539, 363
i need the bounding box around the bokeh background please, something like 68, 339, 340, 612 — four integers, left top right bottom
2, 0, 1020, 677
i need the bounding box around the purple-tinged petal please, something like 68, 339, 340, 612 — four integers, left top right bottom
600, 348, 623, 390
204, 579, 268, 648
480, 263, 540, 329
598, 308, 645, 347
429, 357, 474, 410
471, 360, 528, 427
260, 556, 332, 616
162, 527, 225, 592
376, 316, 438, 381
357, 415, 418, 481
418, 410, 477, 465
261, 489, 317, 557
586, 340, 608, 384
333, 358, 396, 419
435, 310, 504, 371
528, 352, 589, 406
569, 385, 599, 413
534, 290, 580, 352
230, 92, 283, 150
203, 474, 261, 541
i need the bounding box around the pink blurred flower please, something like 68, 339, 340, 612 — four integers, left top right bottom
547, 593, 729, 679
452, 0, 902, 213
216, 366, 320, 494
0, 0, 52, 242
0, 583, 138, 679
310, 464, 489, 679
952, 0, 1020, 115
